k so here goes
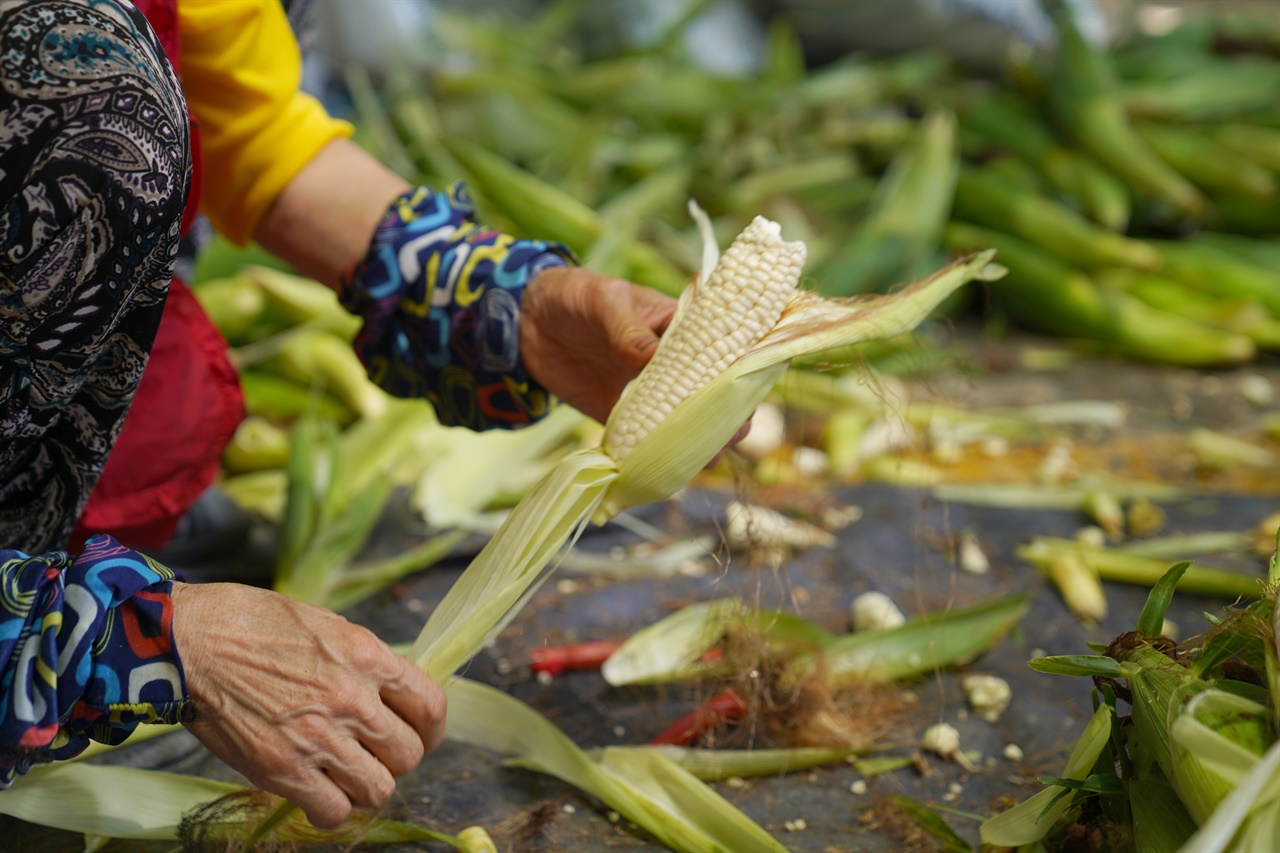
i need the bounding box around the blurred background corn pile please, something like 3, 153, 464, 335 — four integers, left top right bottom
198, 0, 1280, 370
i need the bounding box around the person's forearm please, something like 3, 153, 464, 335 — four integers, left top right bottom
253, 138, 411, 288
0, 537, 188, 785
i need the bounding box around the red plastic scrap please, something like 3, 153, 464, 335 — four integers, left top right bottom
649, 690, 749, 746
530, 640, 624, 677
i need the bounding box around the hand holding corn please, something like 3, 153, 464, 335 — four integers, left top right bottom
519, 266, 676, 425
170, 582, 447, 830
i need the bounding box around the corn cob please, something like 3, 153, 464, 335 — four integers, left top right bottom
191, 275, 267, 344
1152, 240, 1280, 317
953, 165, 1159, 270
1137, 123, 1277, 202
604, 214, 804, 460
238, 371, 355, 425
945, 222, 1256, 366
959, 94, 1130, 231
222, 416, 291, 475
1049, 11, 1206, 217
1210, 123, 1280, 173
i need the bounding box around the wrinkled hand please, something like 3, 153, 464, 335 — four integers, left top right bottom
520, 267, 677, 425
172, 582, 445, 830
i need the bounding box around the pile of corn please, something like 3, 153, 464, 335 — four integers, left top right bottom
981, 546, 1279, 853
293, 4, 1280, 368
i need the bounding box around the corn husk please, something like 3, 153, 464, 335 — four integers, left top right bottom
445, 678, 786, 853
0, 764, 467, 848
799, 594, 1030, 685
601, 598, 832, 686
611, 744, 866, 781
980, 704, 1113, 846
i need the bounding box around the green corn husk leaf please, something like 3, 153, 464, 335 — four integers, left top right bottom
888, 795, 973, 853
5, 764, 467, 848
411, 448, 617, 682
412, 403, 584, 529
1170, 691, 1272, 791
1178, 736, 1280, 853
557, 535, 716, 579
601, 598, 833, 686
793, 594, 1030, 685
1269, 560, 1279, 731
980, 704, 1112, 846
324, 528, 469, 613
594, 744, 864, 781
1118, 641, 1269, 826
1114, 532, 1251, 560
409, 209, 1001, 684
1028, 655, 1133, 679
1137, 561, 1192, 638
0, 764, 240, 841
933, 480, 1188, 509
1129, 774, 1198, 853
238, 370, 355, 426
1018, 538, 1263, 600
442, 137, 603, 252
274, 415, 336, 581
330, 400, 441, 507
445, 678, 787, 853
277, 471, 394, 604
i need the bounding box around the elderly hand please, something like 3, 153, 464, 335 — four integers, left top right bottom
172, 582, 445, 829
519, 267, 677, 425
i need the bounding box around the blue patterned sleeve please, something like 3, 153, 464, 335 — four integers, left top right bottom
339, 182, 576, 431
0, 535, 191, 786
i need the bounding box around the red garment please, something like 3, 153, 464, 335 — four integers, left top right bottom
73, 0, 243, 550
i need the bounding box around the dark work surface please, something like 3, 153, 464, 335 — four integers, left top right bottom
3, 483, 1274, 853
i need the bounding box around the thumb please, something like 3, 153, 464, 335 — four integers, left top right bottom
613, 320, 662, 369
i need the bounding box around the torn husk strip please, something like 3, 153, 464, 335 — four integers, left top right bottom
1190, 428, 1277, 470
1019, 538, 1263, 600
933, 480, 1188, 509
596, 744, 866, 781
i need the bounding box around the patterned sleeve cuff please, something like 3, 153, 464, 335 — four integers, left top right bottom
339, 182, 575, 431
0, 536, 189, 783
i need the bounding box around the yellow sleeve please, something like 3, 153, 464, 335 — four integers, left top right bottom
178, 0, 354, 244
